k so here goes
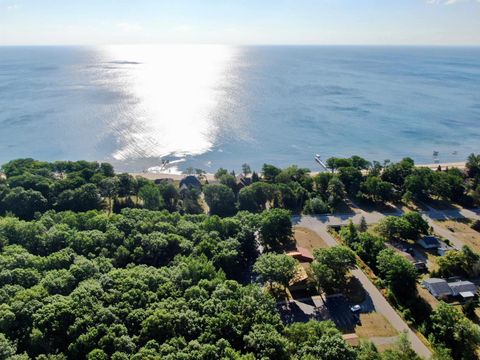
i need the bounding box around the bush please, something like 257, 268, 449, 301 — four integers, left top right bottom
303, 197, 330, 214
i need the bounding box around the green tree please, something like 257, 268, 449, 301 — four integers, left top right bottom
381, 158, 415, 189
203, 184, 236, 217
466, 153, 480, 179
0, 333, 17, 360
241, 164, 252, 177
138, 184, 163, 210
116, 173, 137, 198
338, 166, 363, 195
313, 172, 334, 196
359, 215, 368, 232
402, 212, 429, 239
259, 209, 293, 251
311, 246, 356, 293
253, 253, 298, 289
158, 182, 179, 212
377, 249, 417, 300
351, 233, 385, 271
303, 197, 330, 215
326, 157, 352, 173
261, 164, 281, 183
73, 184, 102, 212
376, 216, 413, 241
360, 176, 395, 203
99, 177, 119, 213
244, 324, 289, 360
326, 177, 346, 208
2, 187, 47, 220
430, 302, 480, 359
218, 174, 238, 194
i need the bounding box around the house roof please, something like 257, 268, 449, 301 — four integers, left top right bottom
238, 176, 252, 187
448, 281, 477, 294
423, 278, 452, 297
286, 247, 314, 263
179, 175, 201, 188
420, 236, 440, 246
296, 246, 314, 260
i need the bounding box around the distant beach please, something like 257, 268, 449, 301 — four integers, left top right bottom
130, 161, 467, 181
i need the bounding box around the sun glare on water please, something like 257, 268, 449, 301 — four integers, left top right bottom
101, 44, 236, 164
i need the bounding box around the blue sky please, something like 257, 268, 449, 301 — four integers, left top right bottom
1, 0, 479, 45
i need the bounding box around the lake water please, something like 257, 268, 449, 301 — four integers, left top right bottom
1, 45, 479, 173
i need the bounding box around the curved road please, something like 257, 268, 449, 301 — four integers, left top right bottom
293, 215, 433, 359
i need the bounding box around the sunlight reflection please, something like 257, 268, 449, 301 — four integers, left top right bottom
101, 44, 236, 162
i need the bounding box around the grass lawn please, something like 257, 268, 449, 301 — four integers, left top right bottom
355, 313, 398, 338
294, 227, 329, 252
435, 219, 480, 254
416, 283, 439, 310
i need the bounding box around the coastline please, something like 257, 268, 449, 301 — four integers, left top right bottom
130, 161, 466, 181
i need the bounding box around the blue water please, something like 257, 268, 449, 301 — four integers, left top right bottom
1, 45, 479, 173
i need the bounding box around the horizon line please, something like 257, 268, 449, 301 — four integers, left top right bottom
1, 42, 480, 48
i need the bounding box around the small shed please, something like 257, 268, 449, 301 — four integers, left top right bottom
423, 278, 452, 298
286, 247, 314, 263
448, 281, 477, 297
418, 236, 441, 250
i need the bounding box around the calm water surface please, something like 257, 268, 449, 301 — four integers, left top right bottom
1, 45, 479, 172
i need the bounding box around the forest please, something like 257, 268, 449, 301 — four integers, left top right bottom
1, 156, 480, 359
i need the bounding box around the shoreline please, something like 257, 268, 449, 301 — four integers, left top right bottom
130, 161, 466, 181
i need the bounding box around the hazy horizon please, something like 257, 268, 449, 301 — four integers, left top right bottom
1, 0, 480, 46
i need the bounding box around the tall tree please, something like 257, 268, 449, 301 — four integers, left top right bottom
311, 246, 356, 293
203, 184, 236, 217
253, 253, 298, 290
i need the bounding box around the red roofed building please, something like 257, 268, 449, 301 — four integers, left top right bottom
287, 246, 314, 263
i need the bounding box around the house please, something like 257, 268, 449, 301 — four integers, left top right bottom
388, 244, 427, 271
414, 262, 427, 272
179, 175, 202, 192
418, 236, 441, 250
286, 247, 314, 263
237, 175, 252, 190
423, 278, 452, 298
448, 281, 477, 298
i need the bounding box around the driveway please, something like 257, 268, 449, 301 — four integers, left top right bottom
294, 215, 433, 359
278, 294, 374, 333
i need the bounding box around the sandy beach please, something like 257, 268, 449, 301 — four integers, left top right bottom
130, 161, 467, 181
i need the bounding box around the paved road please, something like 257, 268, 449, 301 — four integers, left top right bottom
418, 202, 477, 250
294, 204, 480, 251
294, 215, 433, 359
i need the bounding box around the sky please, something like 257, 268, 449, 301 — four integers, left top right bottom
0, 0, 479, 46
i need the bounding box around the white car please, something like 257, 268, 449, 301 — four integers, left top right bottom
350, 305, 361, 313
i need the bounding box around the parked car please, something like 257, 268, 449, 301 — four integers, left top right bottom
350, 305, 361, 313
